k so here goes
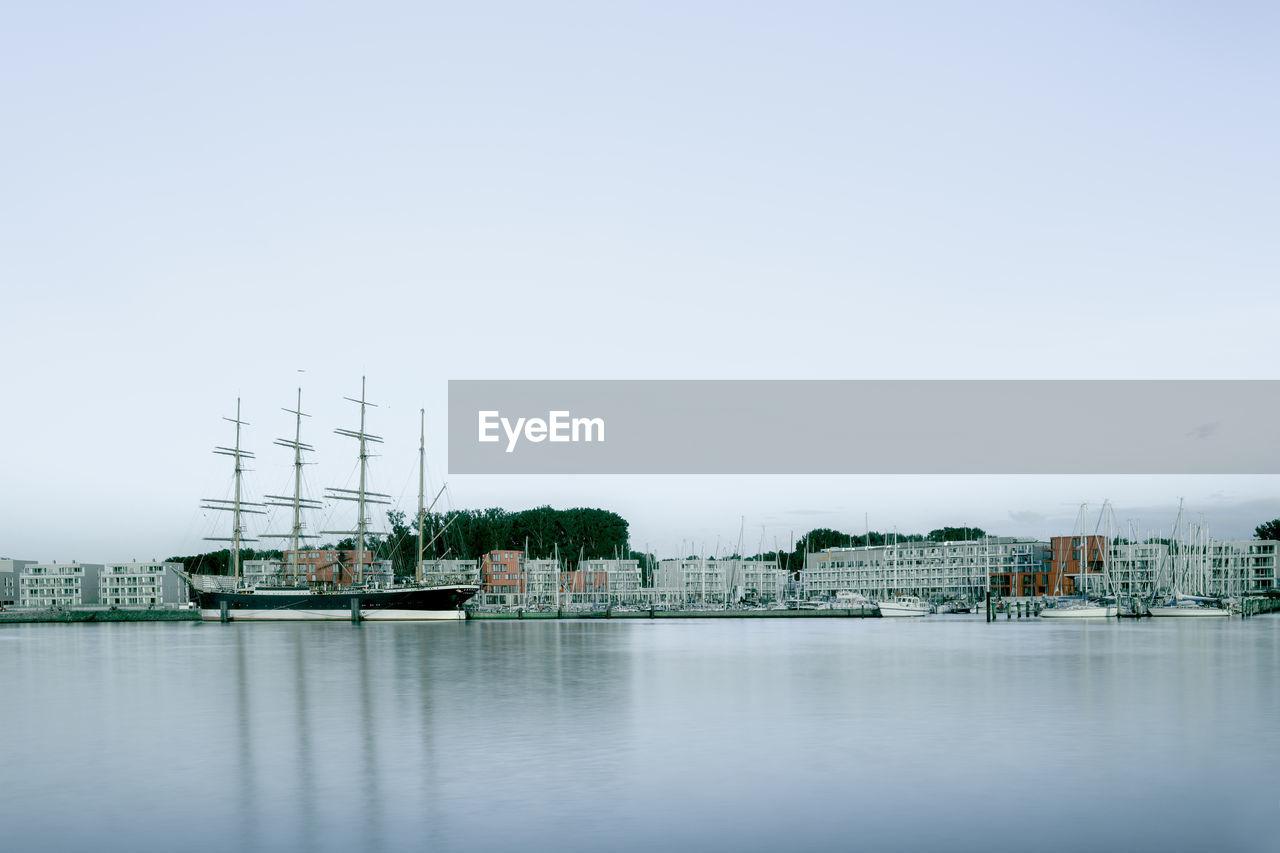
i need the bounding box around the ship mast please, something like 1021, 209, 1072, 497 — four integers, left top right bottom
323, 377, 390, 586
202, 398, 264, 586
263, 388, 321, 584
417, 408, 425, 585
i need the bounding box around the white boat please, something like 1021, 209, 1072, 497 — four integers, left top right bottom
876, 594, 929, 617
1149, 595, 1230, 618
834, 591, 872, 609
1039, 597, 1117, 619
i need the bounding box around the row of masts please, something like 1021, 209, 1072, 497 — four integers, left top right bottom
201, 378, 440, 588
1051, 498, 1237, 601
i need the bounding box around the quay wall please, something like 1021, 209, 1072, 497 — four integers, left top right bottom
0, 607, 200, 623
467, 608, 879, 620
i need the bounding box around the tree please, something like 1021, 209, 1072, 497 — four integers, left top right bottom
928, 526, 988, 542
795, 528, 849, 554
1256, 519, 1280, 541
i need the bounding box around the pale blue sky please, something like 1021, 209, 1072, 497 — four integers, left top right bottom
3, 2, 1277, 560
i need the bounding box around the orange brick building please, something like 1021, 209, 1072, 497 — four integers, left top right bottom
481, 550, 525, 596
989, 543, 1053, 598
1048, 535, 1106, 596
282, 549, 375, 585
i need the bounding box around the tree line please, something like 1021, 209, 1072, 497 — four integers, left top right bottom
168, 506, 636, 580
166, 516, 1280, 583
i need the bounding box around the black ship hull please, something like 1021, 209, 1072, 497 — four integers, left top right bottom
188, 582, 479, 621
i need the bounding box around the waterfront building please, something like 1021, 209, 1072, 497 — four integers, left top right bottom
0, 558, 35, 606
477, 553, 649, 606
739, 560, 787, 603
560, 565, 609, 603
243, 559, 284, 586
1107, 542, 1167, 596
18, 562, 103, 608
578, 559, 642, 604
280, 549, 385, 585
99, 561, 187, 606
1208, 540, 1277, 595
480, 550, 525, 606
1107, 539, 1278, 598
420, 559, 479, 586
523, 558, 562, 605
655, 558, 784, 605
804, 539, 1049, 602
1047, 535, 1107, 596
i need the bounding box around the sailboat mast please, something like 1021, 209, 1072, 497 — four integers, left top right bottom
290, 390, 302, 582
262, 389, 320, 585
417, 408, 425, 586
203, 398, 264, 586
232, 398, 244, 585
356, 377, 369, 585
283, 389, 307, 584
323, 377, 390, 587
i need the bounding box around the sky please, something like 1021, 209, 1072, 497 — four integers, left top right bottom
3, 1, 1278, 562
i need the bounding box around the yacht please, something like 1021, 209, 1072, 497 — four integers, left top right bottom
875, 595, 929, 617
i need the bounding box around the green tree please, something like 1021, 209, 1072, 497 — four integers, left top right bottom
1256, 519, 1280, 541
928, 526, 988, 542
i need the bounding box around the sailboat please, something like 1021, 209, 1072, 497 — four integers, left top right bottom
176, 380, 480, 621
1149, 504, 1229, 617
1041, 504, 1117, 619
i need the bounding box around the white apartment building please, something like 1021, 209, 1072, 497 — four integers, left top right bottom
1107, 542, 1168, 595
655, 558, 785, 605
242, 557, 393, 587
18, 562, 102, 608
522, 558, 561, 604
578, 558, 642, 603
804, 539, 1048, 601
99, 561, 187, 606
1210, 540, 1277, 594
419, 559, 480, 586
242, 559, 284, 586
1109, 539, 1278, 597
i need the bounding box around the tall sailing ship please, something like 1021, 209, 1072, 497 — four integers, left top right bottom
176, 379, 480, 621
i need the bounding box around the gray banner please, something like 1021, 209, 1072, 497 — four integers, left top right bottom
447, 380, 1280, 474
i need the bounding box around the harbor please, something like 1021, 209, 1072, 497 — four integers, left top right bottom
4, 616, 1279, 853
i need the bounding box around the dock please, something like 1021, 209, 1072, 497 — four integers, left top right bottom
0, 607, 201, 623
467, 606, 879, 620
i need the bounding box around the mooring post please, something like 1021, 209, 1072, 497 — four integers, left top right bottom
219, 601, 229, 624
350, 597, 361, 624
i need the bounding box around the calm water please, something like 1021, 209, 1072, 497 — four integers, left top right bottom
3, 615, 1278, 853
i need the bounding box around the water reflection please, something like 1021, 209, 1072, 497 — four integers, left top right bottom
2, 617, 1277, 852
